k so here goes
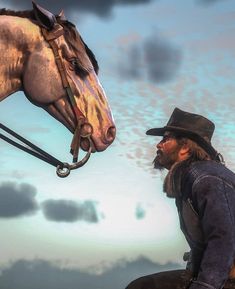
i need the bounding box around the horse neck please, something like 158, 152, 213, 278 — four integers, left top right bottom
0, 15, 42, 101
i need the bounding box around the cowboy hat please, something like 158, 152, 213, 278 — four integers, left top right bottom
146, 107, 219, 159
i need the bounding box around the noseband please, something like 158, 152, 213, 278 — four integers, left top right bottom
0, 23, 93, 178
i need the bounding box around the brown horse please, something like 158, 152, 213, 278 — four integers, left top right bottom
0, 2, 116, 175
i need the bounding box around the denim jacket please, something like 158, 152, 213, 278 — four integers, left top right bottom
175, 160, 235, 289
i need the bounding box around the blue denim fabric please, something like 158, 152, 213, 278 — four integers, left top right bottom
177, 160, 235, 289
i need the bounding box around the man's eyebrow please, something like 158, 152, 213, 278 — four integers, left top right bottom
163, 133, 175, 138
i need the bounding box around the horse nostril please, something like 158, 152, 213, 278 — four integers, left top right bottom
105, 126, 116, 144
81, 123, 93, 137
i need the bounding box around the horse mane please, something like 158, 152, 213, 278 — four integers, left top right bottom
80, 37, 99, 74
0, 8, 35, 19
0, 8, 99, 74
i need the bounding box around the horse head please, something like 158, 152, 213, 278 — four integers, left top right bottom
22, 2, 116, 155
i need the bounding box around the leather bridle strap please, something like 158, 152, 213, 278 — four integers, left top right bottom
0, 122, 91, 178
41, 25, 86, 163
0, 123, 65, 168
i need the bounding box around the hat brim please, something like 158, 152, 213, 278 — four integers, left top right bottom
146, 126, 218, 159
146, 126, 201, 137
146, 126, 167, 136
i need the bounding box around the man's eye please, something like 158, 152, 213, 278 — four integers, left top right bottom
163, 136, 170, 141
162, 136, 173, 142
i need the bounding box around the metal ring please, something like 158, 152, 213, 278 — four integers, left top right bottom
56, 163, 71, 178
69, 136, 92, 170
80, 133, 91, 138
56, 135, 92, 177
69, 147, 92, 170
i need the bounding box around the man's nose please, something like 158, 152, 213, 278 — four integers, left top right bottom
156, 141, 162, 149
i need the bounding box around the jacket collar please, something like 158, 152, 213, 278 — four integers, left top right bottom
163, 160, 189, 198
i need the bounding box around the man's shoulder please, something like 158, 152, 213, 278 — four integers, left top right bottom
187, 160, 235, 186
179, 161, 235, 202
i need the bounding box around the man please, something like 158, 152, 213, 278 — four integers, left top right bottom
125, 108, 235, 289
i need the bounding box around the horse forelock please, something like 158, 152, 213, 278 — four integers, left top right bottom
57, 18, 99, 75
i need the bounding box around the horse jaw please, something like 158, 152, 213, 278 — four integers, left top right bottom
43, 98, 115, 154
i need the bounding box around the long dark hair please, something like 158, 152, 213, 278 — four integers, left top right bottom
176, 136, 224, 164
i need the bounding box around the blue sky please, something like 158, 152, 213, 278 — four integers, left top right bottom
0, 0, 235, 288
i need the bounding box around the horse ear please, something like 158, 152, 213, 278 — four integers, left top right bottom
58, 10, 66, 21
32, 1, 57, 30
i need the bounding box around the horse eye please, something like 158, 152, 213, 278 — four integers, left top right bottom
70, 59, 79, 67
69, 58, 88, 78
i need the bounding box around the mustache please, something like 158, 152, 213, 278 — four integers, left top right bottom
156, 150, 162, 156
152, 150, 164, 170
152, 150, 162, 161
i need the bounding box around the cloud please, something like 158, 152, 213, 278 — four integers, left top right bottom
144, 36, 182, 82
41, 199, 99, 223
0, 182, 38, 218
0, 181, 100, 222
135, 204, 146, 220
197, 0, 223, 4
117, 33, 182, 83
2, 0, 152, 17
0, 257, 183, 289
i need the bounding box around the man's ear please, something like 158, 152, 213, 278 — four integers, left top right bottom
179, 144, 190, 158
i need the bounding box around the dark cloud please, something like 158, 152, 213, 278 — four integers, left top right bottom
144, 37, 182, 82
1, 0, 152, 17
118, 34, 182, 83
0, 182, 99, 222
0, 257, 182, 289
197, 0, 223, 4
0, 182, 38, 218
118, 45, 143, 79
41, 199, 99, 223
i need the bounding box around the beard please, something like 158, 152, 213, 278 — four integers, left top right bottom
153, 149, 180, 171
153, 153, 165, 171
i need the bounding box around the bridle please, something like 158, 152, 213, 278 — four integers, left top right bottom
0, 23, 93, 178
41, 23, 94, 176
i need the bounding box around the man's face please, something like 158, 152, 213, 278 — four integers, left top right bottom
153, 132, 182, 170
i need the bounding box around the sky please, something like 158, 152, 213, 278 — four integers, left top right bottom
0, 0, 235, 288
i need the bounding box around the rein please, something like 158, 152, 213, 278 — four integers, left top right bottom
0, 24, 93, 178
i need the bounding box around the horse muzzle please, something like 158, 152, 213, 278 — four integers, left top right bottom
89, 125, 116, 152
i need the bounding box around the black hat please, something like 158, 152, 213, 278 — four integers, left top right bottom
146, 107, 218, 159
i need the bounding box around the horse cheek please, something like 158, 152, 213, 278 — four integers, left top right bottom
22, 53, 64, 105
